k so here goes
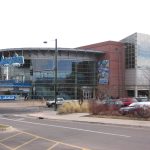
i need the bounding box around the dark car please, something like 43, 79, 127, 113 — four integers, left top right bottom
119, 105, 137, 115
102, 99, 123, 107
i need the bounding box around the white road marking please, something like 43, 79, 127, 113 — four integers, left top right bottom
0, 117, 131, 138
15, 118, 25, 121
19, 115, 149, 131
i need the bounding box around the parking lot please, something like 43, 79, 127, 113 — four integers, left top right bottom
0, 100, 87, 150
0, 129, 86, 150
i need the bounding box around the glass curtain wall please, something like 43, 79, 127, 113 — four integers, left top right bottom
31, 59, 96, 99
6, 49, 97, 100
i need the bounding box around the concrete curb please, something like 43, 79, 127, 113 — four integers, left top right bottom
46, 117, 150, 128
28, 112, 150, 128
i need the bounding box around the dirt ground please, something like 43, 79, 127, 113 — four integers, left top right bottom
0, 100, 46, 108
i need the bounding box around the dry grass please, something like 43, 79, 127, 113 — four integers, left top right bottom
0, 124, 8, 128
0, 100, 46, 108
57, 101, 89, 114
0, 124, 9, 130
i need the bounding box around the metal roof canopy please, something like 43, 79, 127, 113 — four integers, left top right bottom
0, 47, 104, 54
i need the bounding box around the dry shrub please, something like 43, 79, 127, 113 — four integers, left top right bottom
120, 105, 150, 119
133, 106, 150, 118
72, 102, 82, 113
89, 101, 103, 115
57, 106, 68, 114
57, 101, 89, 114
80, 101, 89, 112
89, 100, 120, 116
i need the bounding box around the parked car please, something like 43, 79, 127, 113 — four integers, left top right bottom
120, 97, 137, 106
119, 105, 137, 115
135, 97, 148, 102
46, 98, 65, 107
102, 99, 123, 107
119, 102, 150, 115
130, 101, 150, 107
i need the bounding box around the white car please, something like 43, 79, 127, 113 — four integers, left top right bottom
46, 98, 65, 107
119, 102, 150, 115
129, 101, 150, 107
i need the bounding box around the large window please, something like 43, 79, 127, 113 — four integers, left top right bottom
32, 59, 96, 99
137, 34, 150, 67
6, 52, 97, 99
125, 43, 135, 69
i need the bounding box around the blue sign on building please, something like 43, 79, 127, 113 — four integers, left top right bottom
0, 55, 24, 66
98, 60, 109, 84
0, 80, 31, 88
0, 95, 16, 100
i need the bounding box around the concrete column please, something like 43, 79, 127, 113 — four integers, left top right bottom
135, 86, 138, 97
6, 66, 9, 80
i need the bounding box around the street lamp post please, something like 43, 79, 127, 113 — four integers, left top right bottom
54, 39, 58, 111
43, 39, 58, 110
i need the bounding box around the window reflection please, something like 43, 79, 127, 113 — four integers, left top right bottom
124, 42, 135, 69
137, 34, 150, 67
32, 59, 54, 71
8, 57, 96, 99
33, 59, 96, 99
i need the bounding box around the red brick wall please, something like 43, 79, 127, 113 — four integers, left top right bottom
79, 41, 125, 98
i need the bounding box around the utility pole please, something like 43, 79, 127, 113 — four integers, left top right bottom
54, 39, 58, 111
43, 38, 58, 110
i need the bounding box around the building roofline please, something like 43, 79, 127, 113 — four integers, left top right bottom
0, 47, 104, 54
120, 32, 150, 41
120, 32, 137, 41
77, 41, 123, 49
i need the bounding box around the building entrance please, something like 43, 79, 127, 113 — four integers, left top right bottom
82, 86, 93, 100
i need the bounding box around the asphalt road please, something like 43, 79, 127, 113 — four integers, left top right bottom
0, 112, 150, 150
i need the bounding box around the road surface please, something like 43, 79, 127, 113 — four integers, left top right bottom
0, 113, 150, 150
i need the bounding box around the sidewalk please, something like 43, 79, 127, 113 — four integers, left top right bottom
1, 101, 150, 128
29, 111, 150, 128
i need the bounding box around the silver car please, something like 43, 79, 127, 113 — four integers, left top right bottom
46, 98, 65, 107
119, 102, 150, 115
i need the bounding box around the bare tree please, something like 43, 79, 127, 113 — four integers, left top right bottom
141, 67, 150, 101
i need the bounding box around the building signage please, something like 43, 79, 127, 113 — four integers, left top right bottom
0, 80, 31, 88
0, 95, 16, 100
0, 55, 24, 66
98, 60, 109, 84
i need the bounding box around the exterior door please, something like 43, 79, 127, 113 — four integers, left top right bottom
82, 87, 93, 99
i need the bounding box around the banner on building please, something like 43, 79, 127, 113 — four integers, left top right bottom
98, 60, 109, 84
0, 55, 24, 66
0, 95, 16, 100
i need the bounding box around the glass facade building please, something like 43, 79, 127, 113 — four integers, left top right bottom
0, 48, 102, 100
1, 33, 150, 100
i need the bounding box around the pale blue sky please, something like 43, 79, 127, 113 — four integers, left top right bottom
0, 0, 150, 48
